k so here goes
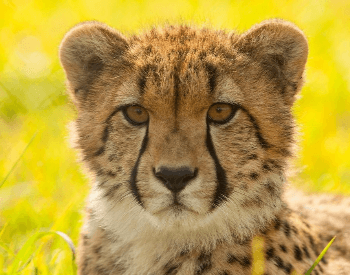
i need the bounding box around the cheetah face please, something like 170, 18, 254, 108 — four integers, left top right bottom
60, 21, 308, 234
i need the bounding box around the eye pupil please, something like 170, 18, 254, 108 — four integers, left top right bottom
207, 103, 237, 124
124, 105, 149, 125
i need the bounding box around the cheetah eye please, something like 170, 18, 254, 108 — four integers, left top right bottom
123, 105, 149, 125
207, 103, 238, 124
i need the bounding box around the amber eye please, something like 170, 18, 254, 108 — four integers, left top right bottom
123, 105, 149, 125
207, 103, 238, 124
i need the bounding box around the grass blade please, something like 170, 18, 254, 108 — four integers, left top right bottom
305, 236, 336, 275
8, 230, 76, 274
0, 132, 37, 188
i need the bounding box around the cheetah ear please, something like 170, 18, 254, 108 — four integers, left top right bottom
59, 21, 128, 105
235, 19, 308, 105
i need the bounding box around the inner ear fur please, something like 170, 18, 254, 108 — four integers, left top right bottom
59, 21, 128, 105
235, 19, 308, 105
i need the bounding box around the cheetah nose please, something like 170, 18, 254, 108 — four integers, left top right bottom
154, 166, 198, 193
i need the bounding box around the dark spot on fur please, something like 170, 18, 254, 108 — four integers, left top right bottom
205, 62, 217, 94
104, 184, 121, 199
266, 247, 275, 260
240, 257, 251, 267
108, 154, 118, 161
266, 181, 277, 196
98, 180, 107, 187
144, 45, 153, 56
260, 227, 269, 235
250, 172, 259, 180
218, 271, 230, 275
294, 245, 303, 261
82, 234, 89, 246
164, 263, 181, 275
82, 257, 90, 272
227, 253, 237, 264
303, 220, 311, 229
274, 256, 285, 270
94, 245, 101, 254
263, 163, 272, 172
266, 159, 282, 170
180, 249, 190, 256
97, 169, 104, 176
279, 148, 292, 157
102, 126, 109, 143
94, 146, 105, 156
107, 171, 116, 177
283, 221, 291, 237
279, 244, 287, 253
95, 265, 109, 274
302, 245, 310, 258
291, 225, 299, 235
195, 251, 212, 274
227, 253, 251, 267
283, 263, 293, 274
247, 154, 258, 160
274, 218, 281, 230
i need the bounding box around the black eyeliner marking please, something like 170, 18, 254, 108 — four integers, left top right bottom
105, 106, 124, 124
239, 106, 271, 149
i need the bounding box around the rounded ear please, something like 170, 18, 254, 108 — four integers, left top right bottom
59, 21, 128, 104
235, 19, 308, 105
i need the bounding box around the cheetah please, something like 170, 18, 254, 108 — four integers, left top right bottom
59, 19, 350, 274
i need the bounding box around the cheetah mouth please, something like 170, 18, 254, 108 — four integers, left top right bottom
154, 201, 199, 217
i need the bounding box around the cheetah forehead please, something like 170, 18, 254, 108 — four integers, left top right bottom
60, 21, 308, 115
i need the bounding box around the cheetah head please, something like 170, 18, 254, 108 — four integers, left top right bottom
60, 20, 308, 243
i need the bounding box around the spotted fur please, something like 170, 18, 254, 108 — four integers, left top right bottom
60, 19, 349, 274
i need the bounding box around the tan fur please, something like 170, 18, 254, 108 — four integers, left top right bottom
59, 20, 349, 274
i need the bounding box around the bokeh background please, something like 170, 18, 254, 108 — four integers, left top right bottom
1, 0, 349, 273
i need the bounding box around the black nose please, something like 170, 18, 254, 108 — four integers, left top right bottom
154, 166, 198, 193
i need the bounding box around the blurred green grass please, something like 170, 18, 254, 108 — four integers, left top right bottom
0, 0, 349, 273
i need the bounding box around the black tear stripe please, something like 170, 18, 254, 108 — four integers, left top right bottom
206, 125, 230, 210
129, 127, 149, 207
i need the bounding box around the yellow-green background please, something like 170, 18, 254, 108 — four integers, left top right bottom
1, 0, 349, 273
